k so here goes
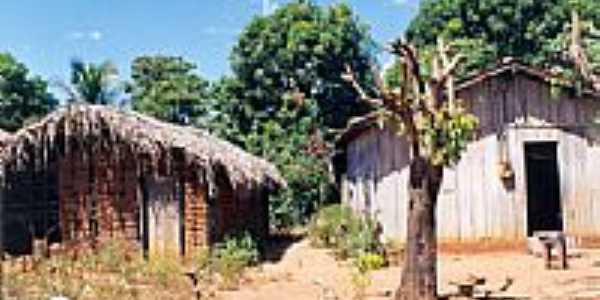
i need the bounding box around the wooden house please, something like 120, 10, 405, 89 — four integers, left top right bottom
335, 61, 600, 249
0, 105, 285, 258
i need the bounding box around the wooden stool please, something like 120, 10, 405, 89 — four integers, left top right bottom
534, 231, 567, 270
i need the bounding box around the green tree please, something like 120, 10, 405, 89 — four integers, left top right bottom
230, 0, 376, 226
0, 53, 57, 131
405, 0, 600, 73
66, 59, 121, 105
130, 56, 209, 124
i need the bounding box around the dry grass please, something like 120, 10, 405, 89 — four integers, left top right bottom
2, 241, 196, 300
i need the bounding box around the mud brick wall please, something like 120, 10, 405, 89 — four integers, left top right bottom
183, 175, 209, 256
215, 182, 269, 243
58, 146, 139, 247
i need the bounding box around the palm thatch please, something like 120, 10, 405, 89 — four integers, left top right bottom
1, 104, 285, 189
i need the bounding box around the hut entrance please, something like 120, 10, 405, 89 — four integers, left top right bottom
525, 142, 562, 236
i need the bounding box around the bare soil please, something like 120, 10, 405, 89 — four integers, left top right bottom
218, 239, 600, 300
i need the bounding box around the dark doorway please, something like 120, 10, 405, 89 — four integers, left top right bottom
525, 142, 562, 236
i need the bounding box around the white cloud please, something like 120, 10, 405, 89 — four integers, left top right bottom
67, 30, 104, 41
89, 31, 103, 41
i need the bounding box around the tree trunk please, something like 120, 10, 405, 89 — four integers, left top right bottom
396, 157, 443, 300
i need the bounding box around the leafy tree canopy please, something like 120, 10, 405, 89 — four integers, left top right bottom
229, 0, 377, 227
231, 0, 376, 131
130, 55, 209, 124
0, 53, 57, 132
405, 0, 600, 75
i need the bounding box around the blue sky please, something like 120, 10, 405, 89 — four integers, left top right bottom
0, 0, 420, 92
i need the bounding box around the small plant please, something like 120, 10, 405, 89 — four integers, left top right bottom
354, 252, 385, 273
308, 204, 357, 248
309, 204, 385, 262
337, 217, 382, 260
349, 253, 384, 300
350, 271, 371, 300
212, 232, 259, 289
90, 239, 133, 273
144, 253, 184, 287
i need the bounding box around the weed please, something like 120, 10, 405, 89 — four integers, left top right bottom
211, 232, 259, 290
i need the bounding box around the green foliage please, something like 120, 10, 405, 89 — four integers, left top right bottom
195, 77, 246, 143
68, 59, 122, 105
130, 55, 209, 124
231, 0, 375, 130
308, 204, 357, 247
211, 233, 259, 289
0, 53, 57, 131
421, 104, 479, 166
406, 0, 600, 76
350, 252, 384, 300
353, 252, 385, 274
229, 0, 376, 227
144, 253, 184, 287
308, 204, 383, 260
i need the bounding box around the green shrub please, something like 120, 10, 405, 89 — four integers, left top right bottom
211, 232, 259, 289
354, 252, 385, 274
337, 217, 382, 259
309, 204, 384, 261
308, 204, 358, 248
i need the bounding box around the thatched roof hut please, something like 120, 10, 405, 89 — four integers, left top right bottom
1, 104, 285, 189
1, 104, 284, 257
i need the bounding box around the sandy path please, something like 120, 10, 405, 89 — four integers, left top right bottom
218, 239, 356, 300
217, 239, 600, 300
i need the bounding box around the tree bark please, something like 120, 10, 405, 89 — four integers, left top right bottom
396, 157, 443, 300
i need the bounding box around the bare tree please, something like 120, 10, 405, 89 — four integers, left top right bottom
343, 37, 477, 300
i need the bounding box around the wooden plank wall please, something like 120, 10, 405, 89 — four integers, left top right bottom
342, 72, 600, 246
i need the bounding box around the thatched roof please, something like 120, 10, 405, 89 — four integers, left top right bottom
1, 104, 285, 189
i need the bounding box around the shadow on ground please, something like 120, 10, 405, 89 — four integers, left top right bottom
261, 233, 305, 263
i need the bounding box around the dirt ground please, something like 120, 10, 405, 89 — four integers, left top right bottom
218, 238, 600, 300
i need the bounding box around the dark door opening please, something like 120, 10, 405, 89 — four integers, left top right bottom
525, 142, 562, 236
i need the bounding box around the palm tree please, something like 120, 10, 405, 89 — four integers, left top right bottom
65, 59, 121, 105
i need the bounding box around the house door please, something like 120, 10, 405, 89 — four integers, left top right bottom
144, 176, 183, 257
525, 142, 563, 236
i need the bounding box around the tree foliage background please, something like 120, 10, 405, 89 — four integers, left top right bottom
227, 0, 377, 227
130, 56, 210, 124
391, 0, 600, 82
0, 53, 56, 132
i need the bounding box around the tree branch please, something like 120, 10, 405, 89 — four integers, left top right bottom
342, 65, 384, 106
389, 39, 423, 87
